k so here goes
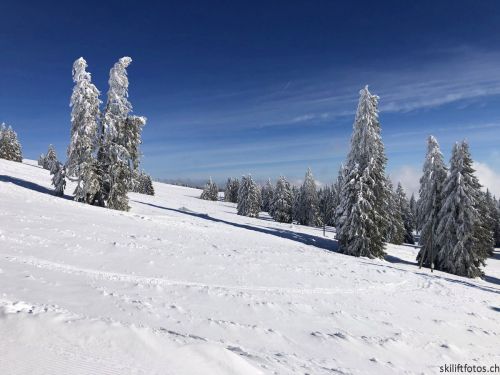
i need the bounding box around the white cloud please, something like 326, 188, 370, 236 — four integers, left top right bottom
474, 162, 500, 197
390, 165, 421, 197
390, 162, 500, 198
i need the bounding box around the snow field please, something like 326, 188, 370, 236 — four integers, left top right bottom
0, 158, 499, 374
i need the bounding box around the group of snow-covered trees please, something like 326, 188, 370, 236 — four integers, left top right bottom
415, 136, 497, 277
209, 88, 418, 260
200, 85, 498, 279
335, 86, 497, 277
195, 84, 498, 279
131, 171, 155, 196
61, 56, 152, 210
38, 144, 66, 196
0, 124, 22, 162
205, 168, 332, 226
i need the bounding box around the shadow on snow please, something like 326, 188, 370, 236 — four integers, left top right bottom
132, 200, 339, 253
133, 200, 500, 292
0, 175, 73, 200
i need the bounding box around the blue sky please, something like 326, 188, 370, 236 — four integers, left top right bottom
1, 1, 500, 194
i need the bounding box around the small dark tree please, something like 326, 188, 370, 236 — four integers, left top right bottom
51, 162, 66, 197
200, 177, 219, 201
44, 145, 58, 170
224, 178, 239, 203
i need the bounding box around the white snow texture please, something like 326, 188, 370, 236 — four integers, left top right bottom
0, 158, 499, 374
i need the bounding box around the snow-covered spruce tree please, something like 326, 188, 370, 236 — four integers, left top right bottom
416, 136, 447, 268
409, 193, 417, 231
495, 196, 500, 247
0, 125, 23, 162
485, 190, 499, 248
200, 177, 219, 201
43, 144, 58, 170
270, 176, 293, 223
336, 86, 390, 258
224, 178, 239, 203
0, 124, 8, 160
297, 168, 320, 226
261, 178, 274, 212
256, 184, 262, 210
475, 190, 495, 260
122, 114, 146, 174
142, 173, 155, 196
130, 169, 140, 192
66, 57, 101, 204
38, 154, 45, 167
98, 57, 133, 210
99, 57, 145, 211
488, 193, 500, 247
330, 183, 340, 226
396, 183, 415, 244
51, 161, 66, 196
237, 175, 260, 217
291, 185, 300, 223
435, 141, 486, 278
67, 57, 102, 203
11, 127, 22, 162
318, 185, 336, 227
141, 172, 155, 196
82, 158, 104, 205
383, 180, 405, 245
131, 171, 154, 195
331, 164, 347, 227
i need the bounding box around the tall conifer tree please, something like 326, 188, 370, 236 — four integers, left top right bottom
435, 141, 486, 277
297, 168, 320, 226
237, 175, 260, 217
270, 176, 293, 223
336, 86, 389, 258
416, 136, 447, 268
67, 57, 101, 203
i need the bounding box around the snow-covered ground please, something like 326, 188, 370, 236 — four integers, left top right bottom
0, 158, 499, 375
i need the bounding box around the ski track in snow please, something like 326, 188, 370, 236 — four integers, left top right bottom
3, 255, 413, 296
1, 159, 500, 374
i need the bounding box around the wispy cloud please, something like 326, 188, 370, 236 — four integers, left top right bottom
153, 48, 500, 136
144, 47, 500, 181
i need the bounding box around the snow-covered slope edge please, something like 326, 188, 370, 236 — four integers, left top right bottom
0, 159, 499, 374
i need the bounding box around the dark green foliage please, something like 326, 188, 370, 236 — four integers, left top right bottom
224, 178, 239, 203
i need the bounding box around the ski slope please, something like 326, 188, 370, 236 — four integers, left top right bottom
0, 158, 499, 374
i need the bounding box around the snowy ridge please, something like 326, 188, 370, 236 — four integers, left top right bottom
1, 158, 499, 374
